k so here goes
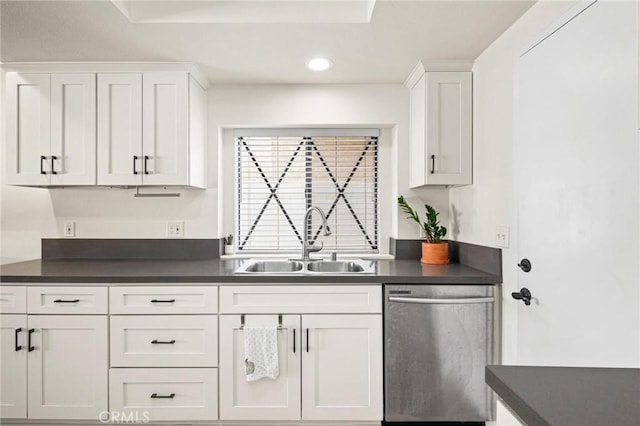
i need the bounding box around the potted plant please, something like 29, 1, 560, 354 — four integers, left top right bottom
397, 196, 449, 264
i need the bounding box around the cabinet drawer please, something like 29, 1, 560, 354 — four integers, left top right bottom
27, 286, 108, 314
0, 286, 26, 313
110, 368, 218, 421
110, 315, 218, 367
219, 285, 382, 314
110, 286, 217, 314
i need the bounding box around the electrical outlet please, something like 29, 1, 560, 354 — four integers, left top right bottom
64, 221, 75, 237
167, 221, 184, 238
495, 226, 510, 248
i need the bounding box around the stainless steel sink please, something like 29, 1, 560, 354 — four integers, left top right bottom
238, 260, 304, 273
306, 261, 368, 273
235, 259, 374, 274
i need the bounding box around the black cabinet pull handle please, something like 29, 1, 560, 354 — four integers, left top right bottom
150, 299, 175, 303
50, 155, 57, 174
54, 299, 80, 303
306, 328, 309, 353
40, 156, 47, 175
151, 339, 176, 344
293, 328, 296, 354
15, 328, 23, 351
430, 154, 436, 174
150, 393, 175, 399
28, 328, 35, 352
144, 155, 150, 175
133, 155, 138, 175
512, 288, 532, 306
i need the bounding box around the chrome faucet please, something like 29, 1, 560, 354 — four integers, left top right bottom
299, 206, 332, 261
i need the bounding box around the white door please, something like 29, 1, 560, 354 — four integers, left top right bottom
301, 314, 383, 421
50, 73, 96, 185
142, 72, 189, 185
425, 72, 472, 185
219, 315, 301, 421
97, 73, 142, 185
0, 315, 27, 419
515, 0, 639, 366
5, 73, 51, 185
27, 315, 108, 419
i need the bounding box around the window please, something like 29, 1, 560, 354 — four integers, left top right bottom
235, 129, 378, 253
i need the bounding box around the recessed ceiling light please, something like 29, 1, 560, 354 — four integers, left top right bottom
307, 57, 333, 72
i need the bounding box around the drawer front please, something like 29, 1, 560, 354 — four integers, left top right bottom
27, 286, 108, 314
0, 286, 26, 313
110, 286, 218, 314
110, 315, 218, 367
219, 285, 382, 314
110, 368, 218, 421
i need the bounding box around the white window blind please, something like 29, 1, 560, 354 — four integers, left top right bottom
236, 133, 378, 253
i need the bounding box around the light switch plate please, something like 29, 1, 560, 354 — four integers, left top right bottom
495, 226, 510, 248
167, 221, 184, 238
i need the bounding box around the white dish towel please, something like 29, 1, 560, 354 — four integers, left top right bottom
243, 326, 279, 382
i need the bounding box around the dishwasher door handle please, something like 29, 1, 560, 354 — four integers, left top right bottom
388, 296, 494, 304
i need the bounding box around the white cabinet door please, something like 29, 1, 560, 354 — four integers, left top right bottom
142, 72, 189, 185
0, 315, 27, 419
50, 73, 96, 185
219, 315, 301, 421
5, 73, 51, 185
301, 314, 383, 421
27, 315, 108, 419
97, 73, 142, 185
408, 71, 472, 187
425, 72, 472, 186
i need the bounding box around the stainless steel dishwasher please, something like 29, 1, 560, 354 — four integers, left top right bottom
384, 284, 495, 423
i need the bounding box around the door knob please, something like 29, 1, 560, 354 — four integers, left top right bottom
517, 258, 532, 272
512, 288, 532, 306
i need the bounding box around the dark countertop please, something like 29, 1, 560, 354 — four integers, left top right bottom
486, 365, 640, 426
0, 258, 500, 284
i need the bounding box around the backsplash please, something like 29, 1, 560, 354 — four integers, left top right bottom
42, 239, 220, 260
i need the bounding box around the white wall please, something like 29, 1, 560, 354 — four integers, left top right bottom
209, 84, 449, 254
448, 0, 579, 362
1, 81, 448, 264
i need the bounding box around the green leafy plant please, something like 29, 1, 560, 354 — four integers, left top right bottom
397, 195, 447, 243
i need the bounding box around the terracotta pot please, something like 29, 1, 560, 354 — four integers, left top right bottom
421, 241, 449, 265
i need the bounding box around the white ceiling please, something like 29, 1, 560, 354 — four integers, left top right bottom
0, 0, 535, 84
111, 0, 377, 23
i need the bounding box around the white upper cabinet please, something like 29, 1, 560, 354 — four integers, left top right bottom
407, 65, 472, 187
6, 73, 52, 186
4, 64, 207, 188
97, 70, 206, 187
50, 74, 97, 185
6, 73, 97, 186
97, 73, 143, 186
141, 72, 189, 185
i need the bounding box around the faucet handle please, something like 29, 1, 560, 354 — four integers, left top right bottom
307, 241, 324, 253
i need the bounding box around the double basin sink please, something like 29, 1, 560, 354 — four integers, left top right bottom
235, 259, 375, 274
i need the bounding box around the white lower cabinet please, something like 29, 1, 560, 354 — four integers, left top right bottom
27, 315, 108, 419
0, 314, 28, 418
219, 285, 383, 422
110, 368, 218, 421
219, 314, 301, 420
110, 315, 218, 367
301, 314, 383, 421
